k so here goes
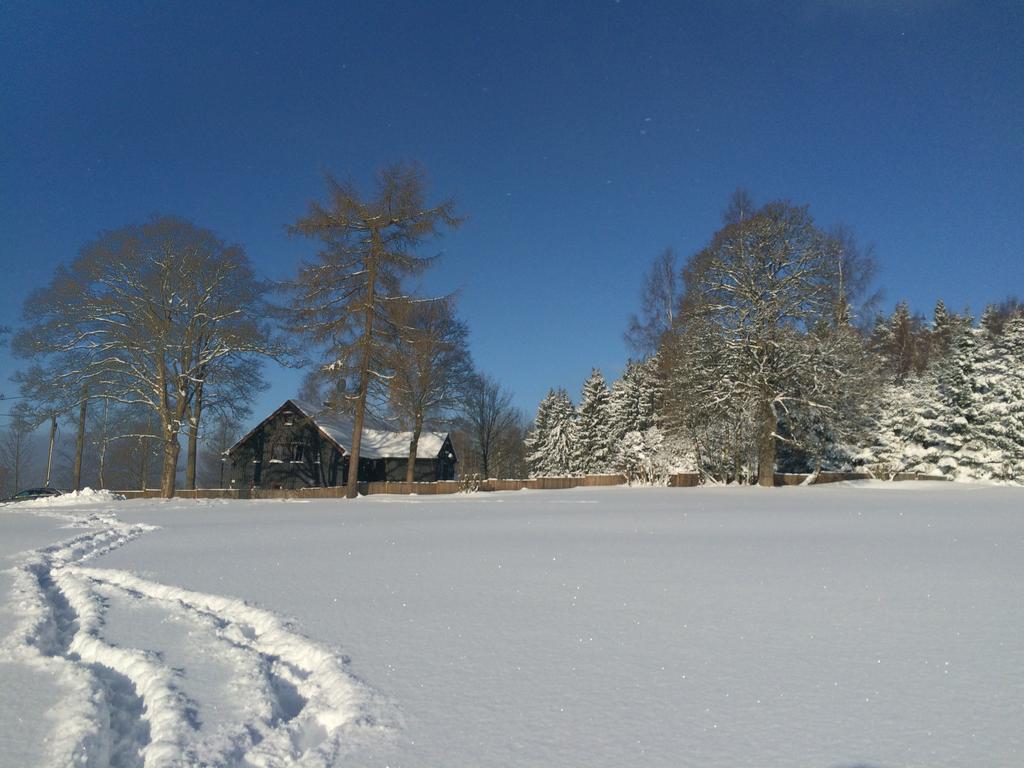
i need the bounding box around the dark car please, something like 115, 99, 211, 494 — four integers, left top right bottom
2, 487, 66, 503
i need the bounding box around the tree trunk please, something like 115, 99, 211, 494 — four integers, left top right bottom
73, 385, 89, 491
346, 243, 378, 499
757, 401, 776, 487
160, 429, 180, 498
801, 458, 822, 486
98, 398, 109, 489
479, 438, 490, 480
186, 380, 204, 490
13, 438, 22, 491
405, 412, 423, 484
348, 379, 367, 497
160, 397, 188, 499
140, 436, 148, 492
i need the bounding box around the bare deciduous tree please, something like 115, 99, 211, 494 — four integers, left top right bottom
184, 355, 265, 490
387, 298, 474, 482
625, 247, 680, 358
197, 412, 244, 489
287, 164, 461, 497
459, 373, 520, 479
14, 216, 276, 497
12, 357, 95, 490
0, 403, 37, 495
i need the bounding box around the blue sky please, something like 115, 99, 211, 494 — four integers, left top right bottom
1, 0, 1021, 422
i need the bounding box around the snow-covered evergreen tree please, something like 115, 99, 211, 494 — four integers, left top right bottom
892, 301, 921, 378
573, 369, 613, 474
974, 316, 1024, 480
858, 313, 1024, 482
931, 299, 954, 357
542, 389, 578, 476
928, 321, 982, 476
525, 389, 557, 477
856, 376, 932, 478
980, 304, 999, 340
608, 358, 660, 440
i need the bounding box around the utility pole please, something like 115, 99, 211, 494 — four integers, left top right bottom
44, 413, 57, 487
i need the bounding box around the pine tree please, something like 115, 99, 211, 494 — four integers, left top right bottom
573, 369, 613, 474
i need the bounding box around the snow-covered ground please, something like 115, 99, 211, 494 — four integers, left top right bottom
1, 483, 1021, 767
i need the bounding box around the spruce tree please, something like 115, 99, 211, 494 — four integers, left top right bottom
1000, 317, 1024, 479
857, 377, 931, 478
573, 369, 613, 474
928, 321, 982, 476
636, 357, 661, 431
609, 358, 660, 440
979, 304, 1000, 340
525, 390, 556, 477
890, 302, 917, 378
974, 316, 1024, 480
609, 363, 640, 440
932, 299, 954, 356
542, 388, 577, 476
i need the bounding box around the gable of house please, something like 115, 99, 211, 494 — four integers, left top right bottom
227, 398, 457, 488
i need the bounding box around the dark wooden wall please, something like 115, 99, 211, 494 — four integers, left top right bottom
228, 412, 342, 490
228, 412, 455, 489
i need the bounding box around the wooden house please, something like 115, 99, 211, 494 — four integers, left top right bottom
226, 399, 457, 490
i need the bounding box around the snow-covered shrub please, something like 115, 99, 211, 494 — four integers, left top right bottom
459, 473, 482, 493
614, 427, 676, 486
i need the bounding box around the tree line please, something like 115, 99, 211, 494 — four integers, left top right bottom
526, 191, 1024, 486
1, 164, 523, 498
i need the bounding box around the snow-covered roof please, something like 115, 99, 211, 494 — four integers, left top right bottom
231, 399, 452, 460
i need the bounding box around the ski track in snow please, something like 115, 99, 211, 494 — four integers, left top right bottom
0, 506, 392, 767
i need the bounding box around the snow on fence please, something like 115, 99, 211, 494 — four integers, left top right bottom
112, 470, 948, 500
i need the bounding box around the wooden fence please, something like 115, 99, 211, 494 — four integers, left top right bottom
115, 469, 946, 501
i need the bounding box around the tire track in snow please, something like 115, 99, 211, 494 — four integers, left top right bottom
1, 507, 393, 767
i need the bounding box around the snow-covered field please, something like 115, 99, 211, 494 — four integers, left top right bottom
1, 484, 1021, 768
